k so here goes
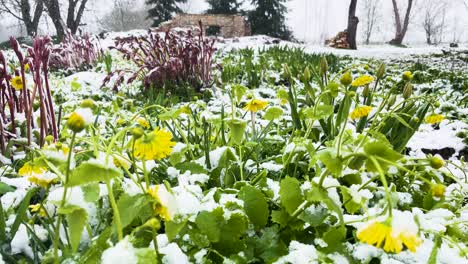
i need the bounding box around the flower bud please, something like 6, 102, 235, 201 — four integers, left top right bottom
340, 71, 353, 86
320, 57, 328, 76
283, 64, 291, 79
327, 82, 339, 97
80, 99, 96, 109
403, 83, 413, 99
303, 66, 311, 82
131, 127, 144, 140
434, 101, 440, 108
144, 218, 161, 230
377, 63, 386, 79
67, 112, 86, 133
431, 183, 446, 198
387, 94, 397, 109
430, 156, 445, 169
348, 91, 356, 98
45, 135, 54, 144
402, 71, 413, 82
362, 85, 370, 97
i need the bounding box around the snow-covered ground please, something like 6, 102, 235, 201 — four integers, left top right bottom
218, 35, 468, 59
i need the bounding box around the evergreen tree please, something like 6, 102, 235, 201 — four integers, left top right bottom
249, 0, 291, 40
146, 0, 187, 27
206, 0, 242, 15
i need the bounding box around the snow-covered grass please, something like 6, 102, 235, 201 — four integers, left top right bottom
0, 33, 467, 263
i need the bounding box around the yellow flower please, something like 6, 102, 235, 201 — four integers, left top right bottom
113, 156, 129, 170
244, 99, 268, 112
11, 76, 24, 91
357, 221, 391, 249
137, 117, 150, 129
29, 204, 47, 217
425, 114, 444, 124
357, 220, 422, 254
24, 63, 30, 72
19, 162, 56, 188
399, 231, 422, 252
18, 162, 47, 177
351, 75, 374, 87
133, 127, 176, 160
350, 106, 372, 119
147, 185, 177, 221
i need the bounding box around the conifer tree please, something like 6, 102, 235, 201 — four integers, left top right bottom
249, 0, 291, 40
146, 0, 187, 27
206, 0, 242, 15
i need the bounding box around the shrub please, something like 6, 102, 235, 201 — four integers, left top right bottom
49, 30, 102, 71
0, 36, 58, 156
103, 22, 216, 94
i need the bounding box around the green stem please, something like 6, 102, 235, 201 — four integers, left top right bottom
53, 132, 76, 263
369, 156, 393, 217
106, 180, 123, 241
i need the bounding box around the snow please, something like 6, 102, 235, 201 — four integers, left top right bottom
101, 237, 138, 264
159, 243, 190, 264
407, 120, 468, 156
274, 241, 318, 264
11, 224, 48, 259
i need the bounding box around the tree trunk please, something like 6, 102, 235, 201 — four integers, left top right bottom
390, 0, 414, 45
44, 0, 67, 40
67, 0, 89, 34
346, 0, 359, 49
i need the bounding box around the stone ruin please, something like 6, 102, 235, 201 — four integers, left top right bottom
325, 30, 350, 49
157, 14, 251, 38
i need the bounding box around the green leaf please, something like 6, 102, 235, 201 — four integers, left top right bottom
0, 182, 15, 194
10, 188, 38, 238
214, 213, 247, 255
166, 220, 187, 242
255, 227, 288, 263
58, 205, 88, 252
81, 183, 100, 203
71, 80, 82, 91
264, 107, 284, 121
78, 227, 112, 263
239, 185, 269, 229
303, 104, 333, 120
158, 109, 181, 121
0, 201, 6, 241
271, 209, 289, 227
116, 193, 151, 229
279, 177, 303, 215
364, 141, 402, 172
322, 226, 346, 250
175, 162, 207, 174
195, 208, 224, 242
232, 84, 248, 103
299, 205, 328, 227
67, 161, 122, 187
136, 248, 158, 264
340, 187, 361, 214
316, 150, 342, 176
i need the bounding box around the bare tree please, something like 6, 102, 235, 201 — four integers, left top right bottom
389, 0, 414, 45
361, 0, 380, 44
0, 0, 44, 36
422, 0, 448, 44
100, 0, 151, 32
346, 0, 359, 49
43, 0, 89, 39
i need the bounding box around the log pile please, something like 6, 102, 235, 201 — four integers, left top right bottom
325, 30, 350, 49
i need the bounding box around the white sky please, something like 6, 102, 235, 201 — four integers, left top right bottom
1, 0, 467, 44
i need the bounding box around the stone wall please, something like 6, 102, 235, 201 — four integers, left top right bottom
158, 14, 251, 38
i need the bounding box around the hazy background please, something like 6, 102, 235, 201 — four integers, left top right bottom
1, 0, 467, 44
